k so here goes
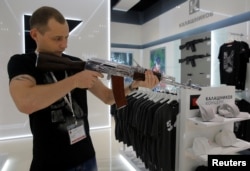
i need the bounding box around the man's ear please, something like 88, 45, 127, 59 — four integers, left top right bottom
29, 28, 38, 41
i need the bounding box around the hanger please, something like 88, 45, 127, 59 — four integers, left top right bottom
159, 92, 171, 103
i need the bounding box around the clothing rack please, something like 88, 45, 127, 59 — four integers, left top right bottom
160, 74, 202, 91
227, 32, 245, 42
229, 32, 244, 37
162, 77, 202, 91
117, 86, 250, 171
132, 58, 202, 91
116, 88, 180, 171
115, 75, 201, 171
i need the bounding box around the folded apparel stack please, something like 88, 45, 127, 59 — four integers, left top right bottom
214, 129, 237, 147
217, 103, 249, 118
192, 137, 222, 155
198, 103, 250, 122
199, 104, 224, 122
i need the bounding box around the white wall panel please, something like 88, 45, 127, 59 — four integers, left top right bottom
0, 0, 110, 140
142, 0, 250, 44
111, 22, 142, 45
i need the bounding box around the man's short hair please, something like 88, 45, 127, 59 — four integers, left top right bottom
30, 6, 66, 34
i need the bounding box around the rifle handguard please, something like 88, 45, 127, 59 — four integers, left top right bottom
133, 71, 161, 82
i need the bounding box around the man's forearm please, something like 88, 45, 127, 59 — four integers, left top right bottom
10, 75, 78, 114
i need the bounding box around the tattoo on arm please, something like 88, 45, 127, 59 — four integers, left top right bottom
12, 75, 35, 82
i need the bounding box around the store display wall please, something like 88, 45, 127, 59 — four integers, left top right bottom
179, 32, 211, 86
111, 0, 250, 86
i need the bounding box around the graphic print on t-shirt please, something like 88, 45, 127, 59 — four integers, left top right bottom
43, 72, 84, 124
223, 50, 234, 73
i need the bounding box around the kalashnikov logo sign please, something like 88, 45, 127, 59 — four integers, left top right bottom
179, 0, 213, 27
189, 0, 200, 14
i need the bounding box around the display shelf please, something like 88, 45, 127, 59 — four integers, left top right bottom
176, 86, 250, 171
188, 113, 250, 127
186, 138, 250, 163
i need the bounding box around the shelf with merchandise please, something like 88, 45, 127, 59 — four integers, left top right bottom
186, 138, 250, 164
188, 113, 250, 127
176, 86, 250, 171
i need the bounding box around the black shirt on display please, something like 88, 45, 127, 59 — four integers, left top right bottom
114, 92, 179, 171
234, 99, 250, 142
218, 40, 250, 90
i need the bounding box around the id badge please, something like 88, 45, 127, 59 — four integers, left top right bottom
67, 121, 86, 145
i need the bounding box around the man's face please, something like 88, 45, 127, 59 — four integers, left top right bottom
31, 18, 69, 56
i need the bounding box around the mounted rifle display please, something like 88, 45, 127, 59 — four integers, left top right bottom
179, 53, 211, 67
179, 37, 210, 52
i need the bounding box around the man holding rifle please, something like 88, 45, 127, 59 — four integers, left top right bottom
7, 6, 159, 171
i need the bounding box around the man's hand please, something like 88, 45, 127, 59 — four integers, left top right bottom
72, 70, 104, 89
131, 70, 160, 89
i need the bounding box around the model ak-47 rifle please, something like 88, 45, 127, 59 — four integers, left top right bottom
36, 53, 201, 109
179, 37, 210, 52
179, 53, 210, 67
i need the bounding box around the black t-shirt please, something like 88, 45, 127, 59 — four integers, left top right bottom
235, 99, 250, 142
218, 41, 249, 90
151, 100, 179, 171
7, 52, 95, 171
116, 93, 179, 171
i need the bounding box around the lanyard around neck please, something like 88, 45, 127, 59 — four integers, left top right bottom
50, 71, 76, 120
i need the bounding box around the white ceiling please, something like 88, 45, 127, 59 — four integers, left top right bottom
113, 0, 140, 12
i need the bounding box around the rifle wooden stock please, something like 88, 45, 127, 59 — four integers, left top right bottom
37, 53, 85, 71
